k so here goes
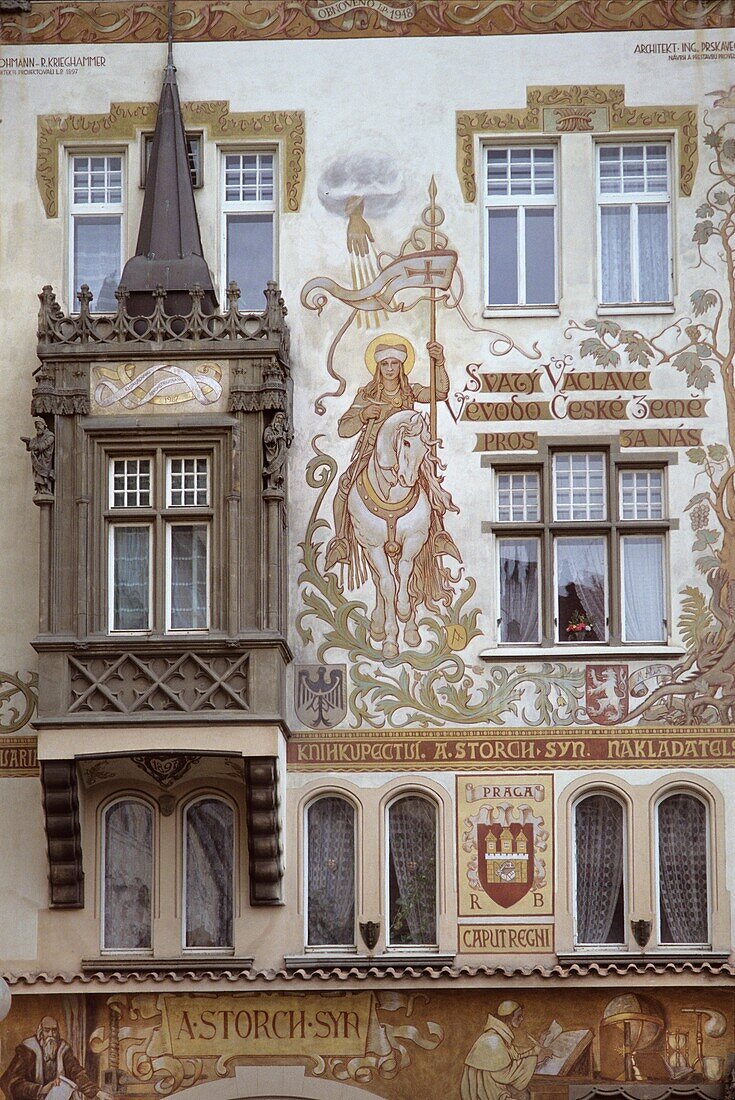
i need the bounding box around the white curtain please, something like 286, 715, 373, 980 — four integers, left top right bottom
556, 536, 606, 639
113, 526, 149, 630
170, 524, 208, 629
638, 204, 669, 302
499, 539, 539, 643
388, 797, 437, 946
658, 794, 709, 944
600, 205, 631, 303
307, 797, 356, 946
575, 795, 624, 944
104, 800, 153, 949
623, 535, 665, 641
185, 799, 234, 948
73, 215, 121, 311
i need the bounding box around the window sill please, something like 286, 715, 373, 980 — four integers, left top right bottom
483, 306, 560, 319
556, 950, 727, 966
597, 303, 675, 316
82, 956, 253, 974
480, 644, 685, 661
285, 953, 455, 971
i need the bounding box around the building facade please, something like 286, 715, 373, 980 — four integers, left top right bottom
1, 2, 735, 1098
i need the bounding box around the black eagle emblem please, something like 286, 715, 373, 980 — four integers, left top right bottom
296, 665, 346, 728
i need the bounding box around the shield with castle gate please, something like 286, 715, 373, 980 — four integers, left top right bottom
477, 822, 535, 908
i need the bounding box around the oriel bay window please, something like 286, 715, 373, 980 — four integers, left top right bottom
492, 449, 669, 646
107, 451, 212, 633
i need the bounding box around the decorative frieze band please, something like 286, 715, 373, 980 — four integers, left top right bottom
68, 650, 250, 715
3, 1, 733, 46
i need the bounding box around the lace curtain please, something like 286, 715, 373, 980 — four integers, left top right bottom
170, 525, 208, 630
623, 535, 665, 641
575, 795, 624, 944
600, 206, 631, 303
388, 797, 437, 946
556, 536, 606, 639
104, 800, 153, 950
499, 539, 539, 643
185, 799, 234, 948
113, 526, 149, 630
638, 204, 669, 302
659, 794, 709, 944
307, 797, 356, 946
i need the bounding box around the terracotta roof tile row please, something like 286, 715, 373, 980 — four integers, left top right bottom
4, 958, 734, 987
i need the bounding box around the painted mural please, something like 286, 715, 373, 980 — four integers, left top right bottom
295, 88, 735, 731
0, 991, 731, 1099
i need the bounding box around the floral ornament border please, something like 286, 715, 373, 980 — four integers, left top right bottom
2, 0, 733, 46
0, 670, 37, 734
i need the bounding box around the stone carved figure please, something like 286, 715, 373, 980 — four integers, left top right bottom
263, 410, 293, 491
21, 419, 55, 496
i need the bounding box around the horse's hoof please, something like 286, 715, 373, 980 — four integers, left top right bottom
397, 607, 411, 623
371, 626, 386, 642
382, 642, 399, 660
404, 626, 420, 647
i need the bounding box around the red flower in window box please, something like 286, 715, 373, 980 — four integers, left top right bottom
566, 611, 593, 638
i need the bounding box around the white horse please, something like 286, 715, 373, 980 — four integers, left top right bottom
347, 409, 433, 659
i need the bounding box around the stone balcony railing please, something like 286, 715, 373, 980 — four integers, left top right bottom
36, 279, 290, 360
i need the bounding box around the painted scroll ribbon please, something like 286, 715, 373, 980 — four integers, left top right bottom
94, 362, 223, 409
465, 782, 545, 804
306, 1, 417, 24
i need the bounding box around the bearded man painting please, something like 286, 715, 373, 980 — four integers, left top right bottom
0, 1017, 98, 1100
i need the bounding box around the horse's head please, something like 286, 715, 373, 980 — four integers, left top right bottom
379, 409, 430, 488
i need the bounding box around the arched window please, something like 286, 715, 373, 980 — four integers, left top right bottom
306, 796, 356, 947
574, 792, 626, 945
103, 798, 154, 951
387, 795, 437, 947
658, 791, 709, 945
184, 797, 234, 949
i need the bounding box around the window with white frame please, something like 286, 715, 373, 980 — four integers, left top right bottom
184, 797, 235, 949
657, 791, 709, 946
222, 150, 276, 311
70, 153, 124, 312
306, 796, 356, 948
491, 450, 669, 646
387, 795, 437, 948
574, 793, 626, 946
102, 798, 154, 951
484, 145, 557, 308
107, 451, 212, 634
597, 142, 672, 305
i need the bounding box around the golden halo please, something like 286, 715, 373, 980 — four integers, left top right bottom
364, 333, 416, 375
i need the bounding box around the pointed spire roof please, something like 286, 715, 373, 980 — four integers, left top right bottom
119, 47, 217, 317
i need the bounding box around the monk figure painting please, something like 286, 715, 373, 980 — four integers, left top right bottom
325, 333, 461, 659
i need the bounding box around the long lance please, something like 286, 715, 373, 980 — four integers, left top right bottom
428, 176, 438, 441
